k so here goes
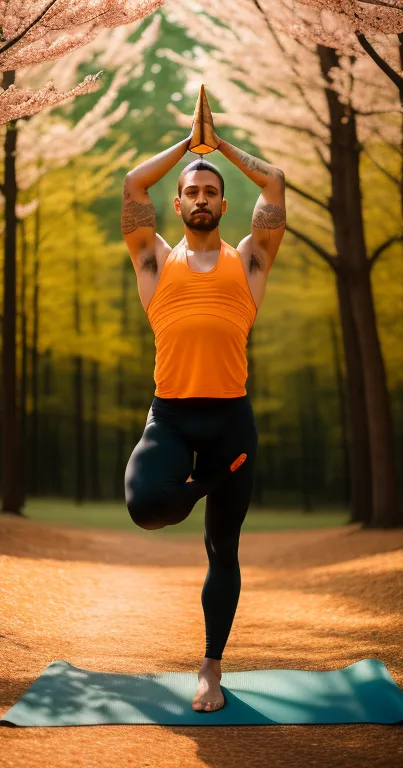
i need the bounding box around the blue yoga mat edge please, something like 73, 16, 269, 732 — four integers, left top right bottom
1, 657, 403, 727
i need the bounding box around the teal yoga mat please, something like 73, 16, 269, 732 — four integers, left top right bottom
1, 658, 402, 727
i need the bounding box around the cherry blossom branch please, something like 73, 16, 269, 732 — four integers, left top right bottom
251, 0, 330, 131
0, 0, 59, 55
0, 7, 162, 122
0, 1, 164, 72
39, 10, 111, 34
357, 1, 403, 9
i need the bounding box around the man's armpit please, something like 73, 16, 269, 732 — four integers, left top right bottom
121, 177, 156, 235
249, 252, 265, 274
140, 252, 158, 275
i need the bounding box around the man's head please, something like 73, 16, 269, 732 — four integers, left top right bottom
174, 159, 227, 232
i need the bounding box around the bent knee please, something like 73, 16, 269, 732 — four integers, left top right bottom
125, 488, 167, 530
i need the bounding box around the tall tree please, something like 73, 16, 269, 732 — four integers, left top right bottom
0, 15, 161, 516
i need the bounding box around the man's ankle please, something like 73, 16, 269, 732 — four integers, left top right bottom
200, 657, 222, 676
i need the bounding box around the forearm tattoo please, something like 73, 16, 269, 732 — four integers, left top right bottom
236, 149, 281, 180
253, 200, 286, 230
121, 177, 156, 235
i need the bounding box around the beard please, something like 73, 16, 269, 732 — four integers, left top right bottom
182, 209, 222, 232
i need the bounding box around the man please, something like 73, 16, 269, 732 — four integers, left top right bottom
122, 128, 286, 713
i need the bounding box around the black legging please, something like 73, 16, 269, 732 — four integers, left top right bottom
124, 394, 259, 662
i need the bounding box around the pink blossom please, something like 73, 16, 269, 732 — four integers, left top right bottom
0, 0, 164, 122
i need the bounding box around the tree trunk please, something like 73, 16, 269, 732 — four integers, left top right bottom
72, 177, 85, 504
328, 316, 350, 508
335, 276, 372, 524
89, 359, 101, 500
1, 70, 22, 516
42, 348, 52, 496
29, 188, 41, 496
19, 219, 29, 508
89, 253, 100, 500
399, 33, 403, 224
51, 417, 63, 496
73, 352, 85, 503
114, 361, 126, 499
298, 366, 314, 513
319, 44, 401, 528
114, 259, 130, 498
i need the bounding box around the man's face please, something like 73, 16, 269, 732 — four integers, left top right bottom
174, 170, 227, 232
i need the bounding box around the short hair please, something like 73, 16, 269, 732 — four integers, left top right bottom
178, 159, 224, 198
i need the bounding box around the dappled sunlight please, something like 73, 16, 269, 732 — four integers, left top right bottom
1, 515, 402, 765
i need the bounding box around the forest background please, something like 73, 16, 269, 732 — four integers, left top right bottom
0, 2, 402, 520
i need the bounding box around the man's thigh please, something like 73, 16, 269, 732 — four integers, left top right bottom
194, 396, 259, 530
125, 412, 194, 507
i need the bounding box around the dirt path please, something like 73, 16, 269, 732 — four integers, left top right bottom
1, 514, 402, 768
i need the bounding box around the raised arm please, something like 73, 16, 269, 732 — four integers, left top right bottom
122, 135, 191, 272
217, 137, 286, 274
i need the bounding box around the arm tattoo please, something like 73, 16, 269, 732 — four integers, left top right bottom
253, 201, 286, 230
237, 149, 280, 180
121, 177, 156, 235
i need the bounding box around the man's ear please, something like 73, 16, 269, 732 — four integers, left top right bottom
173, 196, 181, 215
222, 198, 228, 214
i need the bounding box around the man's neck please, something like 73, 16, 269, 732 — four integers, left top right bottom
183, 228, 221, 254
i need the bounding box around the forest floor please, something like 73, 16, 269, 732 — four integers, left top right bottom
1, 513, 402, 768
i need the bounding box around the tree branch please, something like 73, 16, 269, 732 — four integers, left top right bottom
251, 0, 330, 131
286, 179, 329, 211
0, 0, 59, 56
362, 147, 400, 186
372, 126, 402, 156
355, 32, 403, 94
38, 8, 110, 33
357, 109, 403, 115
286, 222, 338, 271
369, 234, 403, 269
357, 1, 403, 10
261, 116, 326, 143
313, 143, 330, 171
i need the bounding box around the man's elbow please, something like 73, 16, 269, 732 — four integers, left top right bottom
273, 168, 285, 188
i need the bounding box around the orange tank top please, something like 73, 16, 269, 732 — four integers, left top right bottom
146, 238, 257, 398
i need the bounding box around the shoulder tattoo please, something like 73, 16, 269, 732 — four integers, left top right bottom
253, 201, 286, 230
121, 177, 156, 235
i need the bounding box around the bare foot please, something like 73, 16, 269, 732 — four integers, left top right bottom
192, 668, 225, 712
